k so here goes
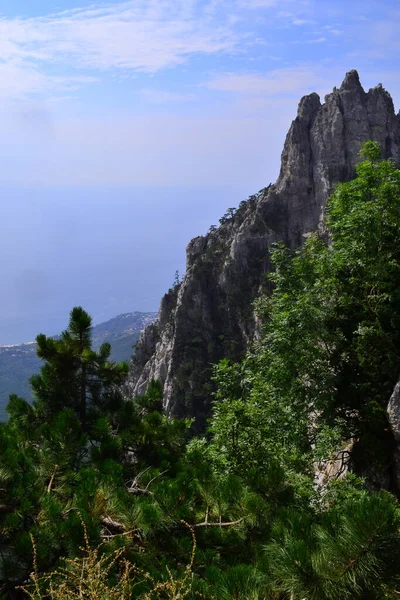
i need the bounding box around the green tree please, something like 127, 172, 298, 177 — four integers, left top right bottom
3, 145, 400, 600
211, 142, 400, 477
266, 492, 400, 599
206, 141, 400, 598
0, 313, 194, 596
31, 307, 129, 425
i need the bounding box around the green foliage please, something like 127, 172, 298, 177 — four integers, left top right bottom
211, 142, 400, 477
266, 493, 400, 599
31, 306, 129, 424
2, 144, 400, 599
0, 312, 156, 420
206, 142, 400, 595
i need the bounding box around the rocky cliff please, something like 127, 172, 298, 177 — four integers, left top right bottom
126, 70, 400, 430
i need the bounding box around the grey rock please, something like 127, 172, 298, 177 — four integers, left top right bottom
126, 71, 400, 429
393, 447, 400, 493
387, 378, 400, 443
387, 378, 400, 494
314, 441, 354, 496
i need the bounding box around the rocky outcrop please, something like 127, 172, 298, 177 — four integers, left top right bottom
387, 379, 400, 444
314, 441, 354, 495
387, 378, 400, 492
126, 70, 400, 430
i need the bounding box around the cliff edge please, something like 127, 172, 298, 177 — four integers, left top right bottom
125, 71, 400, 430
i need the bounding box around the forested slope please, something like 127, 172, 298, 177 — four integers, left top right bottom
1, 144, 400, 599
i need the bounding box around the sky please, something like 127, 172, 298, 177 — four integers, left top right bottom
0, 0, 399, 342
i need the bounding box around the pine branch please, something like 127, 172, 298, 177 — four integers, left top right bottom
173, 517, 244, 529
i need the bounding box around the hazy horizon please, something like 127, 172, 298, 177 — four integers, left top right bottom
0, 182, 263, 344
0, 0, 398, 344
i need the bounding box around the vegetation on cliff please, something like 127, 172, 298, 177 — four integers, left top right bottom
1, 143, 400, 599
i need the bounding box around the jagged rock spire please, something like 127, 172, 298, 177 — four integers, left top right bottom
126, 72, 400, 430
340, 69, 363, 91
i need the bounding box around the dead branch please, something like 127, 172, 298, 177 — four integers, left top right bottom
144, 469, 169, 492
174, 517, 244, 529
127, 487, 153, 496
126, 467, 169, 496
100, 516, 126, 533
101, 529, 137, 540
47, 466, 58, 494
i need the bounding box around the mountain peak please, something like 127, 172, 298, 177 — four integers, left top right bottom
127, 72, 400, 429
340, 69, 363, 92
297, 92, 321, 121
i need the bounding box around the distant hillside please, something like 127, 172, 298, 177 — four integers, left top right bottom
0, 312, 156, 420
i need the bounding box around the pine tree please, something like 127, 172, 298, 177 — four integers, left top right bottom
31, 307, 129, 426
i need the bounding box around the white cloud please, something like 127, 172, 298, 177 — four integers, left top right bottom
0, 61, 397, 189
292, 19, 315, 25
0, 0, 348, 103
203, 67, 326, 96
0, 60, 97, 101
237, 0, 279, 7
306, 37, 327, 43
0, 0, 244, 100
323, 25, 344, 35
139, 89, 196, 103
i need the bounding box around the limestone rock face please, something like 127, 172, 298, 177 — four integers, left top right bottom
387, 379, 400, 493
126, 70, 400, 429
387, 379, 400, 444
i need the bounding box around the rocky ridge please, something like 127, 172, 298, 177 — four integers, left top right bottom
126, 71, 400, 430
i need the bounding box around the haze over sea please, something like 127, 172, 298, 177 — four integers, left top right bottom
0, 0, 398, 343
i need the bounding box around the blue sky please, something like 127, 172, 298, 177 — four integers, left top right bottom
0, 0, 399, 342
